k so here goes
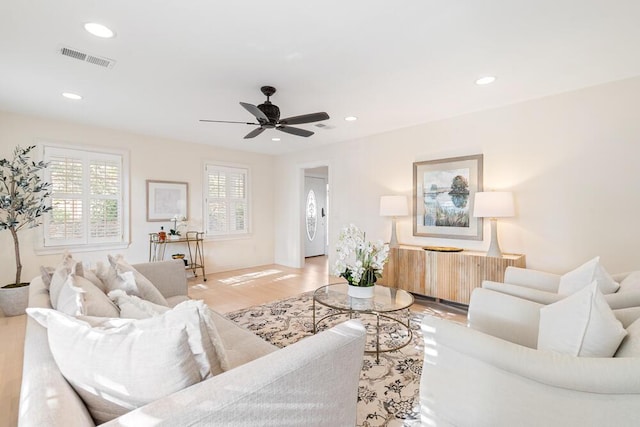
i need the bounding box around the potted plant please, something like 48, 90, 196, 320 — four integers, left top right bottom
168, 215, 187, 240
333, 224, 389, 298
0, 145, 51, 316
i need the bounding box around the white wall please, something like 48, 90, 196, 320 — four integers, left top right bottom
0, 111, 275, 285
275, 76, 640, 274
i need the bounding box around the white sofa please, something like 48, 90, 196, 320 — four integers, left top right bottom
482, 266, 640, 309
19, 259, 366, 427
420, 287, 640, 427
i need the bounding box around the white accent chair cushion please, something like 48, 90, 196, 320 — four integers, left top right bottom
538, 281, 627, 357
618, 271, 640, 293
557, 256, 619, 295
615, 317, 640, 357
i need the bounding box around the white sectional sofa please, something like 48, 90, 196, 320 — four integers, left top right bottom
19, 259, 366, 426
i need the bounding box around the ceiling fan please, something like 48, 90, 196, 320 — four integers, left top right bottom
200, 86, 330, 139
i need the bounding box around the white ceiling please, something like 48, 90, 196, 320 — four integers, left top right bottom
1, 1, 640, 155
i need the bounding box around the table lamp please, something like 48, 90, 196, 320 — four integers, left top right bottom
473, 191, 514, 257
380, 195, 409, 248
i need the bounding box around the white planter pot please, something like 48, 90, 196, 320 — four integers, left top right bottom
347, 284, 375, 298
0, 284, 29, 317
168, 235, 181, 240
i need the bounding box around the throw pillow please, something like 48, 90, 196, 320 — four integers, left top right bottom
615, 317, 640, 357
56, 274, 120, 318
557, 256, 619, 295
40, 266, 55, 289
618, 271, 640, 293
104, 255, 169, 306
108, 289, 170, 319
538, 281, 627, 357
26, 305, 217, 424
82, 268, 108, 293
49, 254, 83, 309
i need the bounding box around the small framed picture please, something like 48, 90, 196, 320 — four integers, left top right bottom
413, 154, 483, 240
146, 180, 188, 222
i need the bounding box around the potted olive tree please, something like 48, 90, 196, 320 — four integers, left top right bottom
0, 145, 51, 316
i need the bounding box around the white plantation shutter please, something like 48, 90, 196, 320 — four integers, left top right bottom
205, 164, 249, 235
44, 146, 126, 247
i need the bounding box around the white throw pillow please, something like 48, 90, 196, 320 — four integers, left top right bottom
108, 289, 170, 319
538, 281, 627, 357
56, 274, 120, 318
615, 317, 640, 357
48, 253, 80, 308
618, 271, 640, 293
557, 256, 619, 295
98, 255, 169, 306
26, 305, 219, 423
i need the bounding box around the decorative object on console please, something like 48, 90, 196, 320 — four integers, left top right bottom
473, 191, 514, 257
413, 154, 483, 240
146, 180, 188, 222
333, 224, 389, 298
379, 195, 409, 248
0, 145, 52, 316
169, 214, 187, 239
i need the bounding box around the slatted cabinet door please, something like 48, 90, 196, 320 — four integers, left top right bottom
383, 245, 526, 304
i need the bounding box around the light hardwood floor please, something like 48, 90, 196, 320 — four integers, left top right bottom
0, 256, 466, 427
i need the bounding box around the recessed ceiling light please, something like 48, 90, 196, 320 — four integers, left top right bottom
84, 22, 115, 38
62, 92, 82, 100
475, 76, 496, 85
344, 116, 358, 121
271, 137, 281, 141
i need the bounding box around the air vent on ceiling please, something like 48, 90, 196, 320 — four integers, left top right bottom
314, 123, 335, 130
59, 46, 116, 69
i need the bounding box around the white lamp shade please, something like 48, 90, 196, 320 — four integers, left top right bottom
473, 192, 515, 218
380, 195, 409, 217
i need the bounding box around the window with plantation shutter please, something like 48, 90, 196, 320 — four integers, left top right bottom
42, 145, 129, 248
205, 163, 249, 236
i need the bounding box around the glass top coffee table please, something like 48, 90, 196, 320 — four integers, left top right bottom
313, 283, 414, 363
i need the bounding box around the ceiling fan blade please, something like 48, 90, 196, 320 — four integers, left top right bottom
244, 127, 266, 139
277, 126, 314, 137
240, 102, 268, 123
279, 112, 330, 125
200, 119, 259, 125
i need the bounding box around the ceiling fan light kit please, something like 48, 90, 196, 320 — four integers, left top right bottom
200, 86, 330, 139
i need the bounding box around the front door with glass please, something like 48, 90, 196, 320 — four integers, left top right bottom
304, 176, 327, 257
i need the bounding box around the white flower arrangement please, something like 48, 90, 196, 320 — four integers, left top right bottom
169, 215, 187, 236
333, 224, 389, 287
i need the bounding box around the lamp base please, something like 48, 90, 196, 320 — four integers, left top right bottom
486, 218, 503, 258
389, 217, 399, 248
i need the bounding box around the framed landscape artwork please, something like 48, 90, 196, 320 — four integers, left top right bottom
146, 180, 188, 222
413, 154, 483, 240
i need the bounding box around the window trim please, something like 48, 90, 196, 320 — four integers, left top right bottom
203, 160, 251, 239
35, 141, 130, 254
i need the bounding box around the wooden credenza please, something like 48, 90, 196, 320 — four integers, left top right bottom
380, 245, 526, 305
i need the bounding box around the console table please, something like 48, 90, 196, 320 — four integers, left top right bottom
379, 245, 525, 304
148, 231, 207, 281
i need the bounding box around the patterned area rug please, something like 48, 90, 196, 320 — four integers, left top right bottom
226, 291, 458, 426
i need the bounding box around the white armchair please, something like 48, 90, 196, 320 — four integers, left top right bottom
482, 266, 640, 309
420, 288, 640, 427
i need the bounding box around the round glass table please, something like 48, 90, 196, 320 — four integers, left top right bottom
313, 283, 414, 363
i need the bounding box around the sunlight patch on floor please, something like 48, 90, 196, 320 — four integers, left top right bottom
220, 269, 283, 285
272, 274, 298, 282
